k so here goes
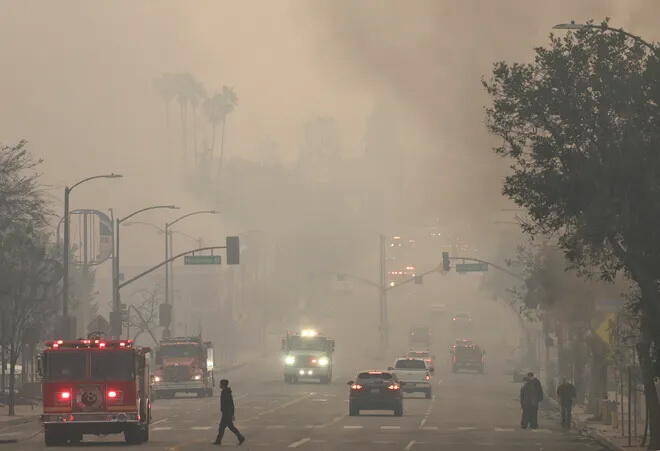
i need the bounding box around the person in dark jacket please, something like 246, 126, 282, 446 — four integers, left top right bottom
557, 378, 577, 428
214, 379, 245, 446
520, 372, 544, 429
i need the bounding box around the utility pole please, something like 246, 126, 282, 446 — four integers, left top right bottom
379, 234, 389, 352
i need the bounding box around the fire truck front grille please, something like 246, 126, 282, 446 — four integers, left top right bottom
164, 366, 190, 382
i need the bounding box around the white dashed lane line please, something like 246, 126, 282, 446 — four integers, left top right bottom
152, 427, 173, 431
343, 425, 363, 429
380, 425, 401, 430
288, 437, 311, 448
457, 426, 477, 431
190, 426, 213, 430
404, 439, 416, 450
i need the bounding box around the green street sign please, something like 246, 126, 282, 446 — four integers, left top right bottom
184, 255, 221, 265
455, 262, 488, 273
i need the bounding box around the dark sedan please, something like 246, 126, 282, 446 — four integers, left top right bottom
347, 371, 403, 416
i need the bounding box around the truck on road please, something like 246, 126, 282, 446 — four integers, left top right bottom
151, 336, 214, 398
39, 338, 152, 446
388, 358, 432, 399
282, 329, 335, 384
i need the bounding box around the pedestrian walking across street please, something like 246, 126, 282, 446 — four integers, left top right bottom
213, 379, 245, 446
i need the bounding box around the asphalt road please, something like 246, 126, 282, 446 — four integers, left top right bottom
0, 356, 608, 450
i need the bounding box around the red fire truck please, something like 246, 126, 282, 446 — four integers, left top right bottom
151, 336, 214, 398
39, 339, 152, 446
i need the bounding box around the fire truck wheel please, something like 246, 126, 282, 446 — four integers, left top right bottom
44, 425, 67, 447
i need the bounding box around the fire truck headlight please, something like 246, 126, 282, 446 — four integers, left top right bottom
318, 357, 329, 367
284, 355, 295, 365
153, 376, 161, 383
192, 374, 202, 381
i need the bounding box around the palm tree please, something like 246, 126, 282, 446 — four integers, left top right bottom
153, 73, 177, 131
203, 86, 238, 176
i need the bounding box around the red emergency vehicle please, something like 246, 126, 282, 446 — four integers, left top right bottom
39, 339, 152, 446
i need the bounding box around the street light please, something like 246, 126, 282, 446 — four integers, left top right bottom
163, 210, 218, 337
553, 21, 658, 54
111, 205, 178, 337
61, 173, 122, 339
123, 221, 204, 247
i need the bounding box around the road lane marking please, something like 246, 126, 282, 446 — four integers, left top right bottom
288, 437, 311, 448
421, 426, 438, 430
495, 427, 515, 432
457, 426, 477, 430
152, 418, 168, 426
404, 440, 416, 451
381, 425, 401, 430
242, 393, 311, 422
343, 425, 363, 429
419, 402, 434, 429
531, 428, 552, 433
266, 425, 286, 429
153, 427, 173, 431
191, 426, 212, 430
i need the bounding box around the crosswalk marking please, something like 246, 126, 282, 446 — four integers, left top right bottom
457, 426, 477, 431
344, 425, 363, 429
267, 425, 286, 429
422, 426, 438, 430
380, 425, 400, 430
152, 427, 172, 431
191, 426, 212, 430
495, 427, 515, 432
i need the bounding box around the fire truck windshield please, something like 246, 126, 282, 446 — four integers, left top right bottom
288, 336, 327, 351
46, 352, 86, 381
160, 344, 199, 358
91, 351, 135, 380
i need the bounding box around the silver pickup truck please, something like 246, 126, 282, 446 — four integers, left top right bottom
388, 358, 432, 399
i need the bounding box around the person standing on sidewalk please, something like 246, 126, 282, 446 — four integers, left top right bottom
520, 372, 544, 429
557, 378, 577, 428
213, 379, 246, 446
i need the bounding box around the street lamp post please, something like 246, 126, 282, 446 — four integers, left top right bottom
553, 21, 658, 55
110, 205, 178, 337
163, 210, 218, 337
61, 173, 122, 339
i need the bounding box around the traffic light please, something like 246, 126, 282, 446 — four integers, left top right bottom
226, 236, 240, 265
442, 252, 450, 271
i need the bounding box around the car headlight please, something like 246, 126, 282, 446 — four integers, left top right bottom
318, 357, 329, 366
192, 374, 202, 381
153, 376, 161, 383
285, 355, 295, 365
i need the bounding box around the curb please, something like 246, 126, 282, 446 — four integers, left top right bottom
0, 415, 38, 429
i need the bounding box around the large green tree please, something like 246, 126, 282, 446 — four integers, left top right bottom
484, 21, 660, 446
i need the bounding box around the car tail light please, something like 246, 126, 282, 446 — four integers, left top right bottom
350, 384, 364, 391
387, 384, 400, 391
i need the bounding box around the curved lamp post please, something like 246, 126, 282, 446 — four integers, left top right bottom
61, 173, 122, 339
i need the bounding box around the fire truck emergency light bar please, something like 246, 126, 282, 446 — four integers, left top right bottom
46, 339, 134, 349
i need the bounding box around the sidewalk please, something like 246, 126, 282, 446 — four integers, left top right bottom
571, 404, 646, 451
0, 403, 40, 428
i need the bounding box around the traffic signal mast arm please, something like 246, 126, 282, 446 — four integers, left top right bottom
449, 256, 524, 282
384, 265, 443, 291
119, 246, 226, 290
